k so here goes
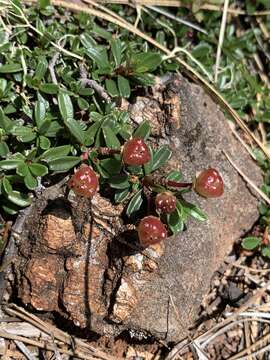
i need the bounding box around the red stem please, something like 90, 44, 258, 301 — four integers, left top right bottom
166, 180, 193, 189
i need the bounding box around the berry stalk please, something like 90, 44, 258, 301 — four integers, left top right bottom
142, 175, 192, 189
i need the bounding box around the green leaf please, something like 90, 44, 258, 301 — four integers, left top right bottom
29, 163, 48, 177
181, 200, 207, 221
39, 135, 50, 150
85, 121, 101, 146
143, 144, 153, 176
64, 118, 85, 145
38, 0, 50, 9
16, 162, 28, 177
261, 246, 270, 258
34, 57, 48, 81
167, 210, 184, 235
0, 108, 13, 132
80, 33, 96, 49
152, 145, 172, 171
166, 170, 182, 182
127, 165, 144, 176
58, 92, 74, 121
192, 43, 212, 59
40, 83, 59, 94
11, 126, 36, 142
132, 73, 155, 86
132, 52, 162, 73
114, 188, 129, 203
48, 156, 80, 172
111, 38, 122, 66
84, 46, 109, 68
117, 75, 130, 98
40, 145, 71, 162
35, 100, 46, 128
105, 79, 119, 97
133, 120, 151, 140
109, 174, 129, 189
241, 237, 261, 250
0, 159, 23, 170
2, 177, 12, 194
44, 121, 62, 137
24, 171, 38, 190
99, 157, 122, 176
2, 202, 19, 215
0, 78, 7, 93
92, 24, 112, 40
7, 191, 31, 207
0, 63, 22, 73
126, 189, 143, 217
102, 126, 120, 149
0, 141, 9, 157
77, 98, 89, 110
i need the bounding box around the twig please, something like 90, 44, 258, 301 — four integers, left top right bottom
232, 262, 270, 274
48, 39, 66, 85
79, 63, 111, 103
214, 0, 229, 83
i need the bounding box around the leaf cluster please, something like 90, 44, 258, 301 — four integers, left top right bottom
0, 1, 163, 214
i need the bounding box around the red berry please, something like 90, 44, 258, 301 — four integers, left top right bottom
155, 191, 177, 214
122, 137, 151, 166
194, 168, 224, 198
68, 165, 98, 198
138, 216, 167, 246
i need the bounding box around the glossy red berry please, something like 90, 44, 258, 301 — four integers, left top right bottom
155, 191, 177, 214
138, 216, 167, 246
68, 165, 98, 198
122, 137, 151, 166
194, 168, 224, 198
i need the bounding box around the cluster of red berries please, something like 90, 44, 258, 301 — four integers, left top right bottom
68, 137, 224, 247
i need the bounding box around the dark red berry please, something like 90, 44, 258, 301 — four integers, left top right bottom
194, 168, 224, 198
138, 216, 167, 246
68, 165, 98, 198
122, 137, 151, 166
155, 191, 177, 214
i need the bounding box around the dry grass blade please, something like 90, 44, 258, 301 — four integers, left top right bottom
146, 5, 207, 34
228, 331, 270, 360
224, 151, 270, 205
0, 330, 98, 360
5, 304, 117, 360
93, 1, 270, 15
20, 0, 270, 162
14, 340, 38, 360
214, 0, 230, 82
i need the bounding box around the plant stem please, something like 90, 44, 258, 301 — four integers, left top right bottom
166, 180, 193, 189
142, 175, 192, 189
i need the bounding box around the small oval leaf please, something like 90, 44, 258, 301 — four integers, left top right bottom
58, 92, 74, 121
241, 237, 261, 250
133, 120, 151, 140
48, 156, 80, 172
126, 189, 143, 217
152, 145, 172, 171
